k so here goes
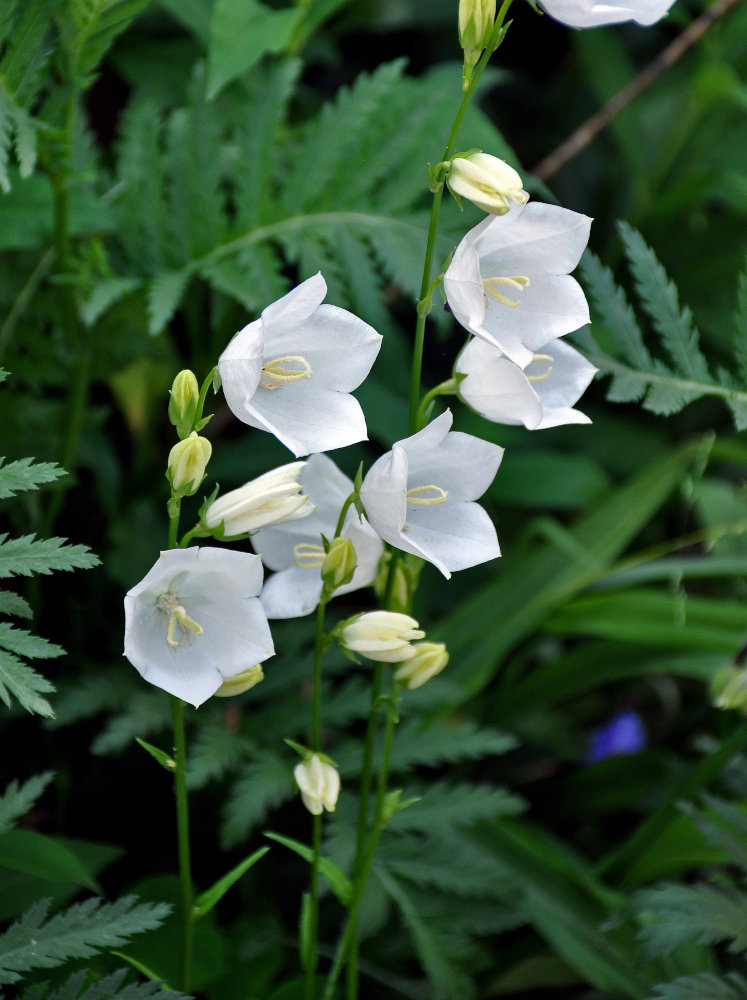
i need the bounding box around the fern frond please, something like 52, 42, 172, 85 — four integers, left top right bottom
90, 688, 171, 755
381, 831, 513, 898
0, 591, 32, 618
580, 252, 652, 371
634, 881, 747, 957
390, 718, 516, 771
680, 794, 747, 872
0, 772, 54, 835
0, 896, 171, 985
0, 457, 64, 500
652, 972, 747, 1000
0, 534, 99, 579
65, 0, 150, 84
220, 754, 295, 848
186, 722, 253, 790
389, 782, 524, 834
0, 622, 63, 660
21, 967, 185, 1000
0, 648, 55, 717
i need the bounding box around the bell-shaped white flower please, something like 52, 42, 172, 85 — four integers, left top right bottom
341, 611, 425, 663
539, 0, 675, 28
359, 410, 503, 579
217, 273, 382, 457
456, 337, 597, 429
447, 153, 528, 216
253, 453, 384, 619
123, 547, 274, 708
203, 461, 313, 537
294, 755, 341, 815
443, 201, 592, 369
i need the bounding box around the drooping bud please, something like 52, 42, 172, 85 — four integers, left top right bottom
395, 641, 449, 689
459, 0, 496, 88
712, 663, 747, 711
203, 461, 313, 537
294, 754, 341, 815
341, 610, 425, 663
168, 370, 200, 439
322, 537, 357, 592
166, 431, 212, 498
447, 153, 528, 215
214, 664, 264, 698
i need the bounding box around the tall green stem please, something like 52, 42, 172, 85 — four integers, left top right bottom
171, 696, 194, 993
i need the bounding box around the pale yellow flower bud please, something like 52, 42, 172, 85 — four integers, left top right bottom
213, 664, 264, 698
167, 432, 212, 497
322, 537, 357, 592
341, 610, 425, 663
294, 754, 340, 815
448, 153, 529, 215
459, 0, 496, 87
168, 369, 200, 439
395, 641, 449, 689
203, 461, 313, 537
712, 663, 747, 711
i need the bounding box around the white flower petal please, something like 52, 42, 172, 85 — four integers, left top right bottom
262, 272, 327, 329
457, 339, 543, 428
260, 566, 324, 619
475, 202, 592, 275
540, 0, 674, 26
404, 500, 501, 575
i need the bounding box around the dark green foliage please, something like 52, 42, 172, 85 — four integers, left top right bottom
22, 967, 185, 1000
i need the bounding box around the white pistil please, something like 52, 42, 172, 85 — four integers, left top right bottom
483, 275, 530, 308
527, 353, 554, 382
260, 355, 313, 390
406, 484, 449, 506
293, 542, 326, 569
157, 593, 203, 649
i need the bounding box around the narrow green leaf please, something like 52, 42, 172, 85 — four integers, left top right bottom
0, 830, 100, 893
135, 739, 175, 772
193, 846, 269, 918
264, 832, 353, 906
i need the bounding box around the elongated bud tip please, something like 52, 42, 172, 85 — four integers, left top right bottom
168, 369, 200, 439
167, 431, 212, 497
395, 641, 449, 689
322, 537, 357, 592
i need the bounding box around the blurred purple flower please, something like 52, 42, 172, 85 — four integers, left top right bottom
588, 710, 646, 763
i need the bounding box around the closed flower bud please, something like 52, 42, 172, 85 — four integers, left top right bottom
167, 432, 212, 497
459, 0, 496, 87
395, 641, 449, 689
204, 461, 314, 537
322, 537, 357, 592
214, 664, 264, 698
712, 664, 747, 711
294, 754, 340, 815
341, 610, 425, 663
168, 369, 201, 439
448, 153, 528, 216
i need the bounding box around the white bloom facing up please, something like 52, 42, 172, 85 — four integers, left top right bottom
253, 453, 384, 619
539, 0, 675, 28
341, 611, 425, 663
444, 201, 592, 368
360, 410, 503, 578
123, 547, 274, 708
447, 153, 528, 216
294, 755, 340, 815
456, 337, 597, 429
204, 461, 314, 537
218, 273, 382, 457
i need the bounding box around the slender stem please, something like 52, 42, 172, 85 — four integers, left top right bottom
170, 696, 194, 993
415, 378, 460, 431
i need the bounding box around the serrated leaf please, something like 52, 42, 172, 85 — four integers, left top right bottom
146, 269, 191, 335
80, 276, 141, 327
0, 591, 32, 619
264, 832, 352, 906
207, 0, 300, 100
72, 0, 152, 82
0, 457, 65, 500
0, 534, 99, 579
652, 972, 747, 1000
0, 649, 55, 717
0, 772, 53, 835
20, 966, 185, 1000
0, 622, 64, 660
0, 896, 171, 984
635, 882, 747, 957
221, 756, 295, 848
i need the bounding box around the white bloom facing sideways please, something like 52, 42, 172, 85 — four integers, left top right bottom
124, 547, 274, 708
294, 755, 340, 815
456, 336, 598, 429
253, 453, 384, 619
448, 153, 529, 216
395, 641, 450, 689
341, 611, 425, 663
539, 0, 675, 28
204, 461, 314, 537
217, 273, 382, 457
360, 410, 503, 579
444, 201, 592, 369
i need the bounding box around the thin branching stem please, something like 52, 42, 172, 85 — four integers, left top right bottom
171, 696, 194, 993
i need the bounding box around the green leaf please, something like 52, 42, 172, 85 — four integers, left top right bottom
0, 533, 99, 578
652, 972, 747, 1000
0, 591, 31, 618
135, 738, 175, 772
635, 882, 747, 957
70, 0, 152, 82
0, 622, 64, 659
146, 268, 191, 335
221, 756, 295, 849
264, 832, 353, 906
0, 896, 171, 984
20, 966, 185, 1000
0, 649, 55, 717
0, 830, 100, 893
207, 0, 300, 100
193, 846, 270, 918
0, 772, 53, 835
0, 457, 65, 499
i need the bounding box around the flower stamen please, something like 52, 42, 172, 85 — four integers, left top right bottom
527, 353, 554, 382
260, 355, 313, 390
483, 275, 530, 309
293, 543, 326, 569
157, 592, 204, 649
406, 484, 449, 506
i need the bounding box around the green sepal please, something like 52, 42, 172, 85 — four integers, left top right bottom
353, 463, 366, 519
283, 739, 337, 767
136, 738, 176, 771
195, 413, 213, 433
197, 483, 221, 523
193, 845, 270, 919
265, 832, 353, 906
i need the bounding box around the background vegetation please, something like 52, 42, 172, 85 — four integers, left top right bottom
0, 0, 746, 997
